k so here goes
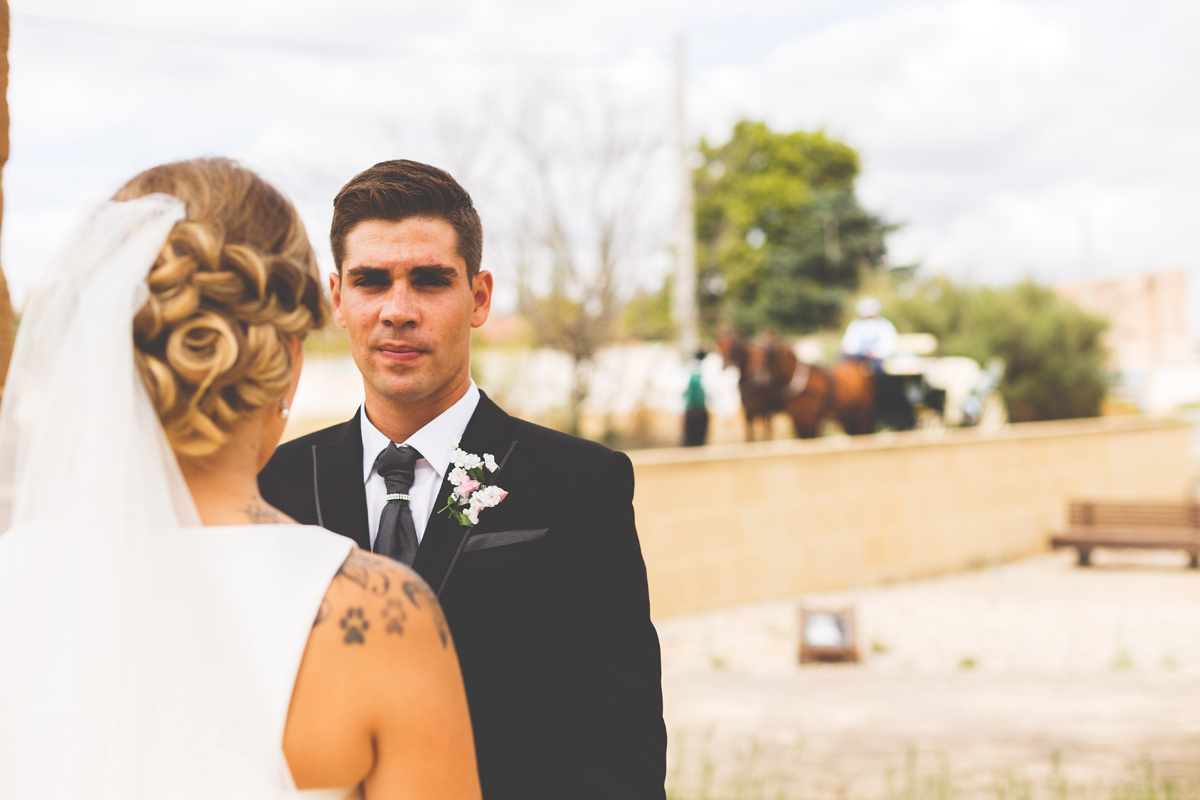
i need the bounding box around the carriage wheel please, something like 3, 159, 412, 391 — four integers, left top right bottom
979, 393, 1009, 432
915, 407, 945, 432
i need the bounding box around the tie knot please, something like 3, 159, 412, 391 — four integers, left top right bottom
373, 443, 420, 494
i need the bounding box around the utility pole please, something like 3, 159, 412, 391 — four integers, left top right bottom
671, 34, 699, 357
1080, 212, 1093, 279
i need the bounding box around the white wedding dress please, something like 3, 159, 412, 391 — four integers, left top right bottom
0, 194, 360, 799
187, 523, 360, 800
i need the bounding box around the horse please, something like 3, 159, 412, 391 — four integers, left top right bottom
786, 358, 875, 437
717, 331, 875, 440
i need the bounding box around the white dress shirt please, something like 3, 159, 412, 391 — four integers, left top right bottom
360, 382, 481, 550
841, 316, 899, 361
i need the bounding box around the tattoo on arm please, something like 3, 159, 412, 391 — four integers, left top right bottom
382, 598, 407, 635
319, 552, 452, 648
313, 598, 332, 628
402, 579, 450, 649
335, 550, 391, 595
339, 608, 369, 644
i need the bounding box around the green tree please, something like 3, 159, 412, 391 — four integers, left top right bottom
695, 120, 892, 335
883, 277, 1111, 422
622, 281, 673, 341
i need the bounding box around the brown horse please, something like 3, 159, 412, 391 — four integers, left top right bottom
786, 359, 875, 437
717, 331, 875, 439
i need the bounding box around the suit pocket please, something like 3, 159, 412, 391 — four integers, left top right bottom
462, 527, 549, 553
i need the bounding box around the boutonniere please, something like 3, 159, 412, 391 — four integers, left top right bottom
438, 440, 508, 528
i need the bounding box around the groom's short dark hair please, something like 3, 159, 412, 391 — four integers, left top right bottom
331, 159, 483, 280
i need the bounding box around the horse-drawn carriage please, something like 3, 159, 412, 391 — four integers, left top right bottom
718, 332, 1007, 440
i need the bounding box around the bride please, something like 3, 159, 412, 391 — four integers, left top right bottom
0, 158, 482, 799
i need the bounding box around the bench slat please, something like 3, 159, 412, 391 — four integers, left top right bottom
1068, 501, 1200, 529
1053, 535, 1200, 549
1057, 525, 1200, 537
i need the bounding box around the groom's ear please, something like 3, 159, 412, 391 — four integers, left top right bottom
470, 270, 493, 329
329, 271, 347, 329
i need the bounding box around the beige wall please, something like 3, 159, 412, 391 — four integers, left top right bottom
630, 417, 1192, 619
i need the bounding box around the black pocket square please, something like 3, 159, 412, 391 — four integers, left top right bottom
462, 528, 549, 552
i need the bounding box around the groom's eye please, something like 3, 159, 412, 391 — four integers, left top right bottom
410, 267, 457, 288
347, 267, 390, 288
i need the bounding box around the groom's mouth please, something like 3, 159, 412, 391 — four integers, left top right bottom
377, 344, 427, 365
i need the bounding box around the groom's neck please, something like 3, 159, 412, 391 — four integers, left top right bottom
364, 374, 471, 444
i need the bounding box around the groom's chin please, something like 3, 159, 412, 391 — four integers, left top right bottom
366, 368, 439, 406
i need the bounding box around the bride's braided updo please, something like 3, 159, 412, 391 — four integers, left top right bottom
114, 158, 328, 457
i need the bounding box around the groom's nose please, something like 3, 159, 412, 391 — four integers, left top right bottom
379, 282, 421, 327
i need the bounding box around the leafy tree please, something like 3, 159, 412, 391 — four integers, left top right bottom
622, 281, 672, 341
694, 120, 892, 335
504, 91, 664, 435
882, 277, 1111, 422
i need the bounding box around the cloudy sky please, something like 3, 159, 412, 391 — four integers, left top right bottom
6, 0, 1199, 317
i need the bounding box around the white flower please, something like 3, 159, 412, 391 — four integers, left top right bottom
473, 485, 507, 508
438, 446, 510, 528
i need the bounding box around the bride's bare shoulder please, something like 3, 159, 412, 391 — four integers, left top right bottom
311, 549, 452, 658
286, 550, 459, 790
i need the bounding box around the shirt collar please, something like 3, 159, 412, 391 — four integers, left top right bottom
360, 382, 481, 483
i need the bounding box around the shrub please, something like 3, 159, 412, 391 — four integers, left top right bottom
883, 278, 1110, 422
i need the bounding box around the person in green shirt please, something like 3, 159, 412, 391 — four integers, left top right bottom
683, 350, 709, 447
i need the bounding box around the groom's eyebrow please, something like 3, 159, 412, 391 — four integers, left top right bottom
409, 265, 460, 281
344, 264, 460, 282
345, 265, 390, 282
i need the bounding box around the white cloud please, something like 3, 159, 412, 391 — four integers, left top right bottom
4, 0, 1199, 327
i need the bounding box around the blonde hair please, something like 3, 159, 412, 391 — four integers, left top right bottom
115, 158, 328, 457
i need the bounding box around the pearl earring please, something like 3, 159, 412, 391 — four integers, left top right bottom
279, 398, 291, 419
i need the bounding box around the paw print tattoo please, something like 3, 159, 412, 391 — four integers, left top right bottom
382, 598, 407, 635
340, 607, 369, 645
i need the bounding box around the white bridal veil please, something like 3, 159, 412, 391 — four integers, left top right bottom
0, 195, 299, 798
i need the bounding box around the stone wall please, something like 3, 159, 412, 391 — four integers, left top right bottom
630, 416, 1192, 618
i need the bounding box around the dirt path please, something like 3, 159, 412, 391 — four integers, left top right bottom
659, 550, 1200, 797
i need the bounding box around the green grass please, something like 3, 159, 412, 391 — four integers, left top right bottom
665, 740, 1200, 800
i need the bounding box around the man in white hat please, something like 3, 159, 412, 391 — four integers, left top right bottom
841, 296, 898, 372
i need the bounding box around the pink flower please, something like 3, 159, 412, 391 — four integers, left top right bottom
456, 478, 480, 497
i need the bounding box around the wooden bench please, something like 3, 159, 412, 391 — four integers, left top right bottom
1051, 500, 1200, 568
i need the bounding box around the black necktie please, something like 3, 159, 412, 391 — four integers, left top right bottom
372, 443, 421, 565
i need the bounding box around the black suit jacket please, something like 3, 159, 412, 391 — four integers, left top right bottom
259, 392, 667, 800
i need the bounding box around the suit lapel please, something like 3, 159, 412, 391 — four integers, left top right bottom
414, 392, 515, 597
313, 410, 371, 551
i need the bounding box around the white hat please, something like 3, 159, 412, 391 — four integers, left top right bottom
856, 297, 882, 317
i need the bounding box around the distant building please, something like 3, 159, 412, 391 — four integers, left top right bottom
1058, 270, 1196, 412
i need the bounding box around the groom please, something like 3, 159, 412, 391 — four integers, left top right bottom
259, 160, 667, 799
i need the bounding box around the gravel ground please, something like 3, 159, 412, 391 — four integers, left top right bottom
659, 549, 1200, 798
